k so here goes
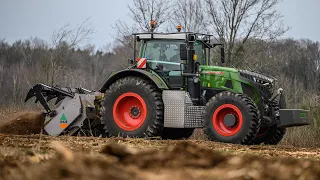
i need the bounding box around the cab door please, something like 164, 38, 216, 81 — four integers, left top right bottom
142, 39, 185, 89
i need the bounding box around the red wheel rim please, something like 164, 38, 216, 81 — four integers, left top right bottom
212, 104, 243, 136
113, 92, 147, 131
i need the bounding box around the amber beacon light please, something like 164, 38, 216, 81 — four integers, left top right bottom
177, 25, 182, 32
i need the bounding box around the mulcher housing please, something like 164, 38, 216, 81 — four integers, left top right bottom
25, 28, 311, 145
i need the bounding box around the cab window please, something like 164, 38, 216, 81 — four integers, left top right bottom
194, 41, 206, 65
142, 40, 184, 71
143, 40, 183, 63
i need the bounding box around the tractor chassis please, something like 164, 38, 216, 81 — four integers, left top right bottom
25, 85, 310, 137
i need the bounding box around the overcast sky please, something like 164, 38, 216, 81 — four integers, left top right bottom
0, 0, 319, 49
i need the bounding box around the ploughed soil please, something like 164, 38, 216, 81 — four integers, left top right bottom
0, 111, 320, 180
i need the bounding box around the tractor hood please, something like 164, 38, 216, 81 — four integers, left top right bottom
199, 65, 238, 73
199, 65, 277, 85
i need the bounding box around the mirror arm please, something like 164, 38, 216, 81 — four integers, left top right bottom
133, 35, 137, 64
212, 43, 223, 48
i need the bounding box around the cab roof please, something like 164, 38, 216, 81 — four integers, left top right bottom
133, 32, 213, 41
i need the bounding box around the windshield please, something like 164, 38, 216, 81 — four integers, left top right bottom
143, 40, 183, 62
142, 40, 183, 71
141, 40, 208, 71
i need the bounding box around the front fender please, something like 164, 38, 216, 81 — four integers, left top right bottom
99, 69, 169, 92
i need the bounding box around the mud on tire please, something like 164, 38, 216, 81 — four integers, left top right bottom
203, 91, 261, 145
100, 76, 164, 138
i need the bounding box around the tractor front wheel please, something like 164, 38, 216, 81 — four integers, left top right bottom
100, 76, 164, 138
252, 100, 286, 145
203, 91, 260, 145
252, 126, 286, 145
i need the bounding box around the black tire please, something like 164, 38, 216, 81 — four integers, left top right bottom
161, 128, 195, 140
252, 125, 286, 145
252, 99, 286, 145
203, 91, 260, 145
100, 76, 164, 138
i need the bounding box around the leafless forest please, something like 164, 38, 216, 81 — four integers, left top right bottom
1, 0, 319, 147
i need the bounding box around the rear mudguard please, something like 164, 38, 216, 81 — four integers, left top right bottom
99, 69, 169, 93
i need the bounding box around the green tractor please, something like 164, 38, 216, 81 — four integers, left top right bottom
25, 28, 310, 145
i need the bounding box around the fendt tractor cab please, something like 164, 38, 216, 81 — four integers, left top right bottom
25, 23, 311, 145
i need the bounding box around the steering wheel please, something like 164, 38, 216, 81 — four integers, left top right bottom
155, 63, 166, 71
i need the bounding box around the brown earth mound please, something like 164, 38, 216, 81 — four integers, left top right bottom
102, 141, 320, 179
1, 140, 320, 180
0, 112, 44, 135
101, 140, 227, 168
0, 141, 141, 180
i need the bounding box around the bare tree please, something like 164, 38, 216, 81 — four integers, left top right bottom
52, 18, 94, 49
170, 0, 207, 33
110, 0, 172, 64
112, 0, 171, 44
112, 20, 137, 53
204, 0, 288, 67
44, 18, 95, 85
127, 0, 172, 32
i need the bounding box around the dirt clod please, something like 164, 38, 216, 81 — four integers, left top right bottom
51, 141, 75, 162
101, 142, 139, 159
119, 141, 227, 169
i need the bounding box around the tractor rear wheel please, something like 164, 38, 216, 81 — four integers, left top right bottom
252, 125, 286, 145
100, 76, 164, 138
161, 128, 195, 140
203, 91, 260, 145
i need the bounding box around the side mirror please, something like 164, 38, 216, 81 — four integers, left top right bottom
180, 44, 187, 60
221, 46, 225, 64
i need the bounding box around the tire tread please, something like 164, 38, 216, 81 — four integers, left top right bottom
100, 76, 164, 137
203, 91, 261, 144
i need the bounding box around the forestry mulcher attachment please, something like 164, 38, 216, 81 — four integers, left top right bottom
25, 24, 311, 145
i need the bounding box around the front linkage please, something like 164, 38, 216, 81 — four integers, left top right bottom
241, 70, 310, 128
238, 70, 310, 144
